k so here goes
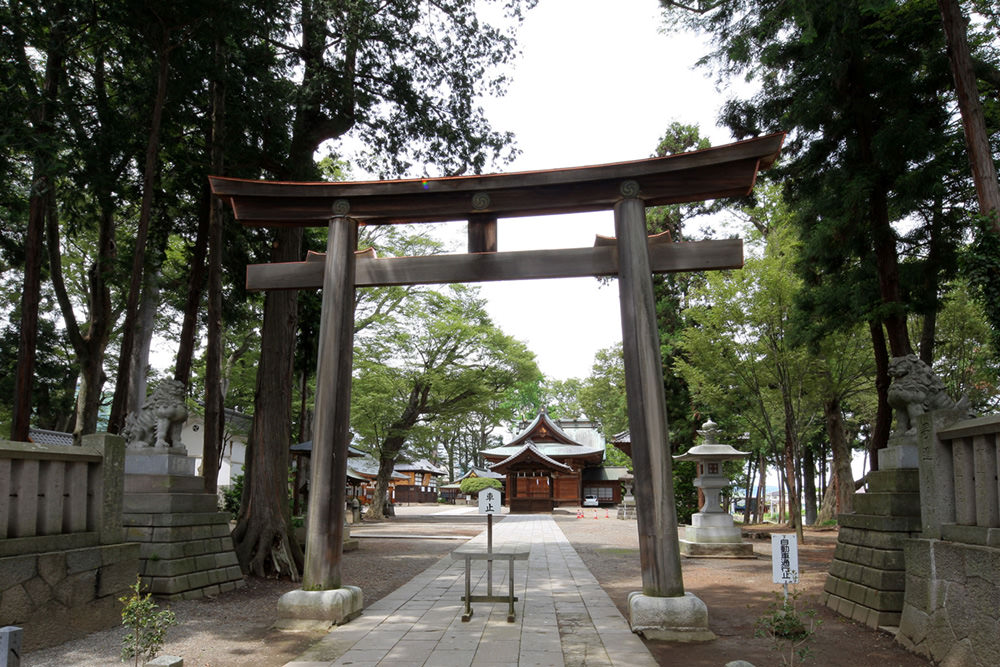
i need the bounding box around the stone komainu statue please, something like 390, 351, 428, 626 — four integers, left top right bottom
122, 380, 188, 449
887, 354, 970, 437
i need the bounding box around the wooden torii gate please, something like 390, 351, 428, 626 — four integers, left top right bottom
210, 133, 783, 616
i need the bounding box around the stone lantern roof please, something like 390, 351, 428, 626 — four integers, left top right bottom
673, 419, 749, 463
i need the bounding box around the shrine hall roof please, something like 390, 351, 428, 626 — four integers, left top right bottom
480, 440, 605, 461
507, 409, 580, 447
487, 442, 574, 475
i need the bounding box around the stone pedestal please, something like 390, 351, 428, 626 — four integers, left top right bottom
627, 591, 717, 642
821, 459, 921, 629
274, 586, 363, 630
123, 449, 244, 600
617, 494, 636, 520
680, 512, 755, 558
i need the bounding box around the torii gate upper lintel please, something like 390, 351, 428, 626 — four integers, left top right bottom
209, 132, 784, 626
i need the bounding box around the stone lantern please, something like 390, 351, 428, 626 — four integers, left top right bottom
673, 419, 754, 557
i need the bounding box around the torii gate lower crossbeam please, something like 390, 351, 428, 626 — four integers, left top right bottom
210, 132, 783, 636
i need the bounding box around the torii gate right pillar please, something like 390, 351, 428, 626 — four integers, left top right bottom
614, 187, 716, 641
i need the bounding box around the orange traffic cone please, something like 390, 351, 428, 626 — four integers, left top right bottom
605, 508, 610, 519
576, 507, 584, 519
594, 509, 599, 519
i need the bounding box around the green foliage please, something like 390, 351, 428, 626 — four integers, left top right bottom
351, 279, 538, 516
459, 476, 502, 495
539, 378, 583, 420
664, 0, 982, 374
603, 443, 631, 468
579, 345, 629, 441
928, 279, 1000, 411
754, 589, 821, 666
965, 213, 1000, 359
221, 473, 245, 519
119, 576, 177, 667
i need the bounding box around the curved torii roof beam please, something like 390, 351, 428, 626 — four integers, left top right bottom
209, 133, 784, 227
211, 133, 784, 291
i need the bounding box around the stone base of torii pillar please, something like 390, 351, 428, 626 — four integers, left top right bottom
627, 592, 718, 642
274, 587, 363, 630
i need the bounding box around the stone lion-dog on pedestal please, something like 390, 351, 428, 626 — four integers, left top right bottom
122, 379, 189, 449
887, 354, 971, 438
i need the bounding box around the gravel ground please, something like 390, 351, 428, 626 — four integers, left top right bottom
22, 530, 463, 666
22, 507, 931, 666
553, 511, 930, 667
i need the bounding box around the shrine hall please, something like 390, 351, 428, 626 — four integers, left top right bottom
481, 409, 611, 513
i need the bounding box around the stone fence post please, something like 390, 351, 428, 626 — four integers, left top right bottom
83, 433, 125, 545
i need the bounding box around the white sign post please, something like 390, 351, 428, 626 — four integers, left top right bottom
478, 487, 500, 594
771, 533, 799, 602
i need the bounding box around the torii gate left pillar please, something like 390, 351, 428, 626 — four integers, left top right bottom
275, 211, 363, 624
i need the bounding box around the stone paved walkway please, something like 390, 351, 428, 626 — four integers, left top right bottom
285, 514, 656, 666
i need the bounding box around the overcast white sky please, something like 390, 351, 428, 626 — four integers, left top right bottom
437, 0, 743, 381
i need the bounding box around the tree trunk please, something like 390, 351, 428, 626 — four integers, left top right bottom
232, 227, 304, 577
817, 478, 837, 524
109, 37, 171, 433
938, 0, 1000, 227
129, 266, 161, 409
777, 471, 785, 523
13, 167, 48, 443
755, 455, 767, 524
369, 454, 399, 520
202, 39, 226, 495
11, 1, 67, 442
824, 398, 855, 516
365, 385, 426, 519
297, 368, 310, 445
803, 445, 817, 526
868, 319, 892, 468
782, 443, 803, 541
173, 184, 211, 389
743, 455, 755, 525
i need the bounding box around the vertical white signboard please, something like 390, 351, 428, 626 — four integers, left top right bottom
478, 488, 499, 515
771, 533, 799, 584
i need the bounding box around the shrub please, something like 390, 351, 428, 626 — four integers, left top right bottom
754, 588, 820, 666
459, 477, 502, 495
120, 576, 177, 666
221, 473, 244, 519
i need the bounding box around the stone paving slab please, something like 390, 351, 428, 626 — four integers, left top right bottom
284, 515, 655, 667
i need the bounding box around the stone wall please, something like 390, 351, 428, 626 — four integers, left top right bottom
0, 434, 141, 650
896, 538, 1000, 666
894, 412, 1000, 665
0, 542, 140, 651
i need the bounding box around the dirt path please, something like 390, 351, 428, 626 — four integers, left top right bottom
22, 534, 459, 666
23, 509, 931, 666
555, 514, 930, 667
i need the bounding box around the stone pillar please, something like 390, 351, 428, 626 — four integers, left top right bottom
82, 433, 125, 545
614, 188, 714, 641
0, 626, 22, 667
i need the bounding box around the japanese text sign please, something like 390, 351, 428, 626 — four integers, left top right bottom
478, 488, 499, 515
771, 533, 799, 584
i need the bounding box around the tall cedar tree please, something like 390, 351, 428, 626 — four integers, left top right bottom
662, 0, 971, 461
232, 0, 533, 577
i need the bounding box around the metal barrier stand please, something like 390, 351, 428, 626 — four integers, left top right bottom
451, 545, 529, 622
